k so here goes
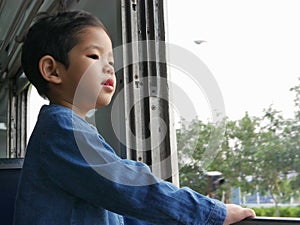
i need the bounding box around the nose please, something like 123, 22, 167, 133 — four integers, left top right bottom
103, 63, 115, 76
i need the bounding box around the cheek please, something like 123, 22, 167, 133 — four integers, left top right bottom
85, 62, 103, 87
75, 62, 102, 96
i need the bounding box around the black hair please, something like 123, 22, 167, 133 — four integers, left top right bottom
21, 10, 109, 99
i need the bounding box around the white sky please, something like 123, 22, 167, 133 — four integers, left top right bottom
28, 1, 300, 133
166, 0, 300, 121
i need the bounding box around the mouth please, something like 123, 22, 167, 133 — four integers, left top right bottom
101, 79, 115, 92
101, 79, 114, 88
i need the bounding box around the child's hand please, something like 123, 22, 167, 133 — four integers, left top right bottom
223, 204, 256, 225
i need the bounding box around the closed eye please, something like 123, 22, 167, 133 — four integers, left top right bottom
87, 54, 99, 60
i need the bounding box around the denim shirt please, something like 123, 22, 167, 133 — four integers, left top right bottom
13, 104, 227, 225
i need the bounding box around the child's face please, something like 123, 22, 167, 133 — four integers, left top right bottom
56, 26, 115, 116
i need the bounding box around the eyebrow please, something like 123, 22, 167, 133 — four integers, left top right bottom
84, 44, 102, 52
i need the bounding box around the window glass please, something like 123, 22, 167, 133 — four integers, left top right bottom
168, 0, 300, 216
27, 85, 49, 143
0, 81, 8, 158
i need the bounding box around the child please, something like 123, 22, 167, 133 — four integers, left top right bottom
13, 10, 255, 225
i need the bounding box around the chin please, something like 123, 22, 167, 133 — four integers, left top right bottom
95, 99, 112, 108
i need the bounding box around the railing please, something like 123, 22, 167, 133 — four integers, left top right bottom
1, 159, 299, 225
233, 217, 300, 225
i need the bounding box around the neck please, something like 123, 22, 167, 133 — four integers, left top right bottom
49, 99, 87, 119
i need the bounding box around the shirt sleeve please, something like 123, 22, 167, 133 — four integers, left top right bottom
40, 111, 227, 225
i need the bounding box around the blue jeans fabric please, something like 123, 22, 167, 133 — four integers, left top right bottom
13, 104, 226, 225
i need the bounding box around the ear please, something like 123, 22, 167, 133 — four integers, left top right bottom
39, 55, 62, 84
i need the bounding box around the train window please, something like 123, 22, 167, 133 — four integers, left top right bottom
0, 79, 8, 158
0, 73, 28, 159
27, 85, 49, 143
168, 0, 300, 216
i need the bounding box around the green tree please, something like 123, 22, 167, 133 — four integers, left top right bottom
177, 109, 299, 210
254, 106, 295, 216
177, 80, 300, 212
176, 118, 212, 194
177, 114, 260, 201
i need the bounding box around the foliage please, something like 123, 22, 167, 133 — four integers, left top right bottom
252, 206, 300, 217
176, 80, 300, 216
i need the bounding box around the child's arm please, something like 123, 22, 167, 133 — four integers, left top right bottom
40, 111, 252, 225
